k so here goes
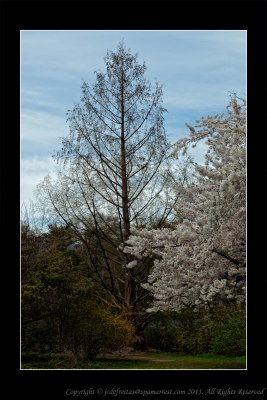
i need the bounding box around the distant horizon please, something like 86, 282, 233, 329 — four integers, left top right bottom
21, 30, 246, 208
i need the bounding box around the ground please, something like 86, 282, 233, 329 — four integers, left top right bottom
21, 350, 246, 369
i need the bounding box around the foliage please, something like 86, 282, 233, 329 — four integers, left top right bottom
209, 309, 246, 356
21, 224, 133, 360
144, 306, 245, 356
144, 309, 211, 354
60, 303, 134, 361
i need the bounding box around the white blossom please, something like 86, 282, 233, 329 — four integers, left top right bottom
124, 96, 246, 312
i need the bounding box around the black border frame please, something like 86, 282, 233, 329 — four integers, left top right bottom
1, 0, 267, 398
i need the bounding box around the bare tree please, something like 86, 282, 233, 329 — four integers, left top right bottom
37, 43, 176, 347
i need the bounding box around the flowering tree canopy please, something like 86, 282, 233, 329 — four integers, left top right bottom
124, 96, 246, 312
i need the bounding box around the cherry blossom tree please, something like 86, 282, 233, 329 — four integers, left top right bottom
124, 96, 246, 312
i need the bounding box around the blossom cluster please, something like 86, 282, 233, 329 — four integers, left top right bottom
124, 97, 246, 312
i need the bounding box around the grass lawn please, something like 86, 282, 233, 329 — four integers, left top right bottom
21, 351, 246, 369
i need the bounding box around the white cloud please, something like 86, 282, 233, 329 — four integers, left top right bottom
21, 110, 67, 154
21, 31, 106, 77
22, 88, 67, 113
20, 156, 57, 206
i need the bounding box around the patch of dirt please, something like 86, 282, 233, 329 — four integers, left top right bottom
129, 356, 173, 362
100, 350, 175, 363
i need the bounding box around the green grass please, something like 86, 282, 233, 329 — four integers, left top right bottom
21, 351, 246, 369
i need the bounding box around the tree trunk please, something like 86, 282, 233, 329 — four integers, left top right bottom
131, 325, 147, 351
120, 67, 136, 308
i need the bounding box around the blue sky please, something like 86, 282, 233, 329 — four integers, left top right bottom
21, 30, 246, 207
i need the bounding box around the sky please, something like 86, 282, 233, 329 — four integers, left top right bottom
21, 30, 246, 209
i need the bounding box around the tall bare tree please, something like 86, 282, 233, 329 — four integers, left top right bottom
37, 43, 176, 347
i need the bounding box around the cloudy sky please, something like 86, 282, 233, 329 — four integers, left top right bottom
21, 30, 246, 208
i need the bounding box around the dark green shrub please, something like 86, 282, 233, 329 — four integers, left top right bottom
209, 311, 246, 356
145, 306, 246, 356
144, 309, 211, 354
173, 308, 211, 354
175, 326, 211, 354
61, 305, 133, 361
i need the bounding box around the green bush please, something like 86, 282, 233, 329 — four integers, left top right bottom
145, 308, 213, 354
174, 308, 211, 354
144, 309, 211, 354
209, 311, 246, 356
21, 318, 62, 353
175, 327, 211, 354
144, 306, 246, 356
61, 305, 134, 361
